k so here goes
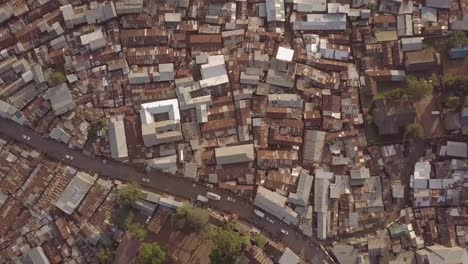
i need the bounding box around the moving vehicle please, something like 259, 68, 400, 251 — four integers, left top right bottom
141, 177, 150, 183
280, 229, 289, 235
206, 192, 221, 200
65, 154, 74, 160
22, 135, 31, 141
266, 216, 275, 224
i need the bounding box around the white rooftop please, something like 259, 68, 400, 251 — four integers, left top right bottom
276, 47, 294, 62
140, 99, 180, 125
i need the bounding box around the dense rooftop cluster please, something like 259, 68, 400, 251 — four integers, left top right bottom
0, 0, 468, 263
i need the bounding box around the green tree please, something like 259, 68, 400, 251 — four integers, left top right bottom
97, 248, 115, 264
405, 123, 425, 141
443, 75, 468, 96
253, 234, 268, 249
405, 76, 433, 102
87, 119, 106, 141
112, 207, 135, 229
117, 184, 144, 207
137, 243, 167, 264
445, 96, 461, 109
48, 71, 67, 86
374, 88, 407, 102
448, 31, 468, 49
209, 226, 248, 264
172, 204, 209, 232
127, 223, 147, 241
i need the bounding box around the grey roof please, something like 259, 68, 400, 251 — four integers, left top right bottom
293, 13, 347, 31
332, 244, 359, 264
109, 115, 128, 159
294, 0, 326, 12
46, 83, 76, 116
55, 172, 96, 215
265, 0, 285, 22
146, 155, 178, 173
0, 190, 7, 208
215, 144, 254, 165
314, 178, 329, 213
350, 168, 370, 179
446, 141, 468, 158
49, 127, 72, 143
303, 130, 326, 165
20, 247, 50, 264
278, 248, 300, 264
372, 99, 415, 135
415, 245, 468, 264
254, 186, 298, 225
201, 63, 227, 79
424, 0, 452, 9
288, 169, 313, 206
317, 212, 327, 240
0, 100, 18, 118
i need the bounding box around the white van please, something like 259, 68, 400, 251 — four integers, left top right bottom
197, 195, 209, 203
254, 209, 265, 218
206, 192, 221, 200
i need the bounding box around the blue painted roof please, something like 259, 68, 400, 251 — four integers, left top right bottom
462, 107, 468, 126
449, 46, 468, 59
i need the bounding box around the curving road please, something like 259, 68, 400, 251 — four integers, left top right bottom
0, 117, 334, 264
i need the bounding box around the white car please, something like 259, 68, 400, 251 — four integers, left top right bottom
227, 197, 236, 202
65, 154, 74, 160
266, 217, 275, 224
141, 177, 150, 183
280, 229, 288, 235
22, 135, 31, 141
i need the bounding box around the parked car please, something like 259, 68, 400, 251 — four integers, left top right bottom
206, 192, 221, 200
280, 229, 288, 235
22, 134, 31, 141
254, 209, 265, 218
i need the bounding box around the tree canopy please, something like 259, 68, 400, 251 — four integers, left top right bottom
445, 96, 461, 109
253, 234, 268, 249
127, 223, 147, 241
448, 31, 468, 49
373, 88, 406, 102
48, 71, 67, 86
117, 184, 144, 207
112, 207, 135, 229
443, 75, 468, 96
137, 243, 167, 264
405, 76, 433, 102
97, 248, 115, 264
209, 226, 248, 264
406, 123, 425, 141
172, 204, 209, 233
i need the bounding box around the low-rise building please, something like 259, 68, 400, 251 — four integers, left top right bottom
140, 99, 182, 147
55, 172, 96, 215
215, 144, 254, 165
108, 115, 128, 160
45, 83, 76, 116
254, 186, 298, 225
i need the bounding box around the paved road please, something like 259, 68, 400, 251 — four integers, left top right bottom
0, 117, 334, 264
